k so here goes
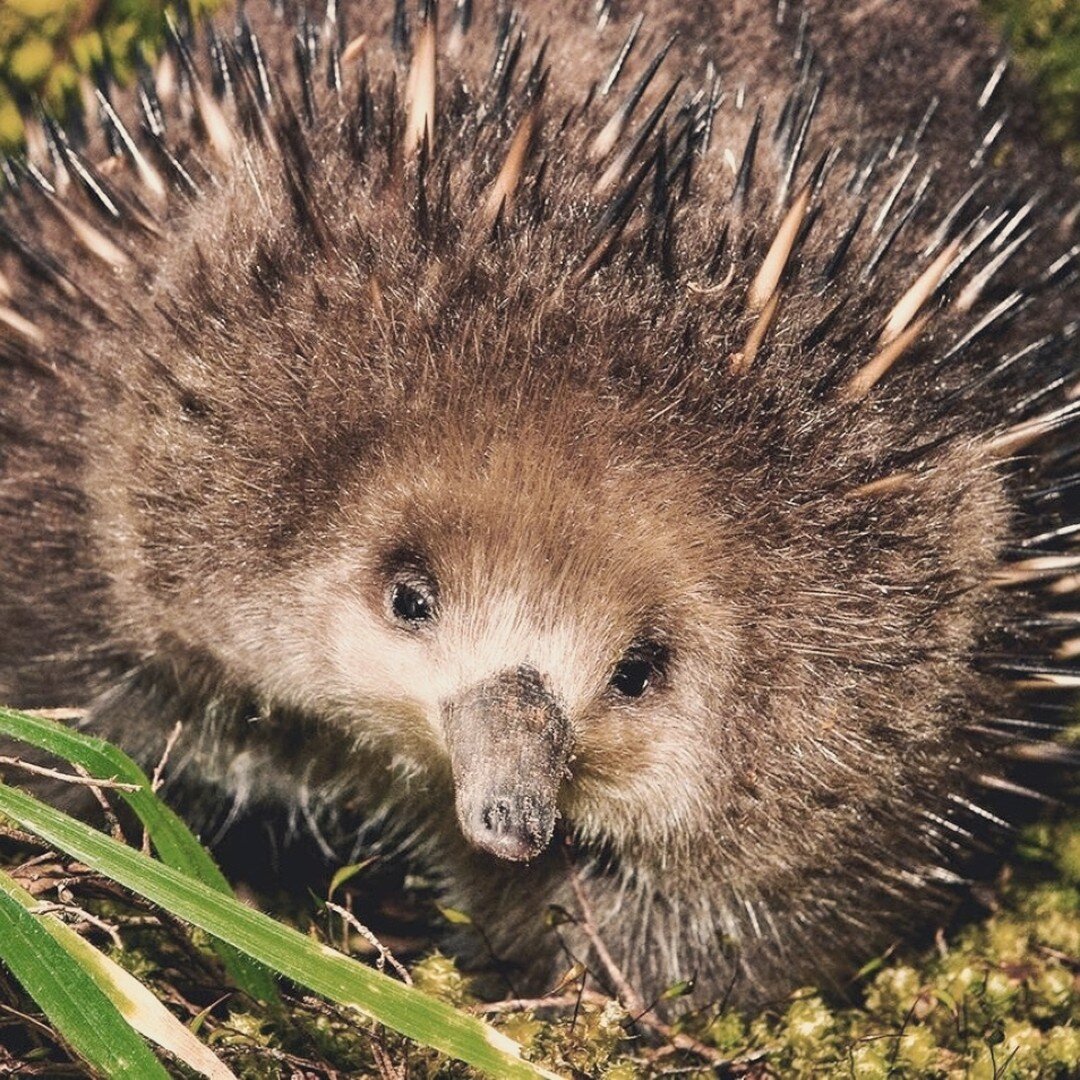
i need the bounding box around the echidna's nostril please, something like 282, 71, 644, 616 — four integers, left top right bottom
481, 797, 513, 834
466, 794, 551, 862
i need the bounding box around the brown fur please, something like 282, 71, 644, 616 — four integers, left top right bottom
0, 0, 1077, 1007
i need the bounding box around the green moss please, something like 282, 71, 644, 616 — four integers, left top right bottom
410, 951, 477, 1008
986, 0, 1080, 163
0, 2, 224, 147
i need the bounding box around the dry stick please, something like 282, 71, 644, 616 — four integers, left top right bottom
0, 822, 47, 846
32, 900, 124, 951
154, 980, 232, 1025
1036, 944, 1080, 969
324, 900, 412, 985
18, 708, 88, 722
71, 761, 127, 844
0, 757, 140, 792
565, 861, 734, 1069
0, 754, 130, 847
14, 850, 66, 874
144, 720, 185, 854
0, 998, 68, 1042
371, 1034, 408, 1080
151, 721, 184, 793
566, 863, 648, 1016
471, 990, 610, 1015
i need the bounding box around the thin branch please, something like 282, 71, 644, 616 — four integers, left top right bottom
0, 822, 48, 846
151, 721, 184, 793
564, 857, 736, 1068
371, 1033, 408, 1080
0, 1000, 65, 1042
565, 858, 648, 1016
71, 762, 126, 844
325, 900, 412, 984
143, 720, 184, 854
0, 757, 140, 792
470, 990, 609, 1015
16, 708, 88, 722
32, 901, 124, 950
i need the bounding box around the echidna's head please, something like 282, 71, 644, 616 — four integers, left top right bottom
279, 423, 746, 863
88, 108, 1008, 888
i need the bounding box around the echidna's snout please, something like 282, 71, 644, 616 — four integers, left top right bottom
442, 665, 572, 862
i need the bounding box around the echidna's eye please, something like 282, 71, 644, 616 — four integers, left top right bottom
611, 658, 652, 697
390, 580, 436, 625
609, 641, 668, 699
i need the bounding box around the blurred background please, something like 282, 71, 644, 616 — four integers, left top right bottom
0, 0, 217, 147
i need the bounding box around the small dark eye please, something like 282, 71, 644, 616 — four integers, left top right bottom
391, 581, 436, 625
611, 658, 652, 697
610, 641, 668, 699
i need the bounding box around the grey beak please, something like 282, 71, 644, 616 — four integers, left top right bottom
442, 665, 572, 862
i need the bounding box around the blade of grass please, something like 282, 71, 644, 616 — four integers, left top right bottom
0, 780, 563, 1080
0, 706, 277, 1005
0, 869, 170, 1079
0, 868, 236, 1079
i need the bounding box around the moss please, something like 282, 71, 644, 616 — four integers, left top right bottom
410, 951, 477, 1008
986, 0, 1080, 163
0, 2, 224, 147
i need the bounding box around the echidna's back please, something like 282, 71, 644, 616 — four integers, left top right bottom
0, 2, 1075, 719
0, 0, 1071, 700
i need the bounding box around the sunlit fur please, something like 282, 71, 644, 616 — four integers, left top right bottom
0, 0, 1077, 1007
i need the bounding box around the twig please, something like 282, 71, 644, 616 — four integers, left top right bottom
563, 857, 736, 1068
325, 901, 412, 984
0, 757, 139, 792
633, 1013, 737, 1067
0, 822, 48, 847
371, 1032, 408, 1080
470, 989, 610, 1015
17, 708, 88, 722
17, 851, 63, 870
565, 858, 649, 1016
71, 762, 126, 844
151, 721, 184, 793
0, 1000, 64, 1043
1036, 944, 1080, 969
143, 720, 184, 855
32, 901, 124, 951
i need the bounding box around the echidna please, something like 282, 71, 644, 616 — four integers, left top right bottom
1, 0, 1078, 1009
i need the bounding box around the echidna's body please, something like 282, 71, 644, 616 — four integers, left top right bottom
1, 0, 1078, 1007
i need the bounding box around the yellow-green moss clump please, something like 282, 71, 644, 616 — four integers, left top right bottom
0, 1, 222, 147
986, 0, 1080, 164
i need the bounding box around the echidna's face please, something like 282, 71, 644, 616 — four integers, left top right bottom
257, 435, 741, 864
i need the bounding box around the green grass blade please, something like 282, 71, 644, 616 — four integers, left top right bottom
0, 706, 278, 1005
0, 868, 236, 1079
0, 780, 563, 1080
0, 869, 171, 1080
